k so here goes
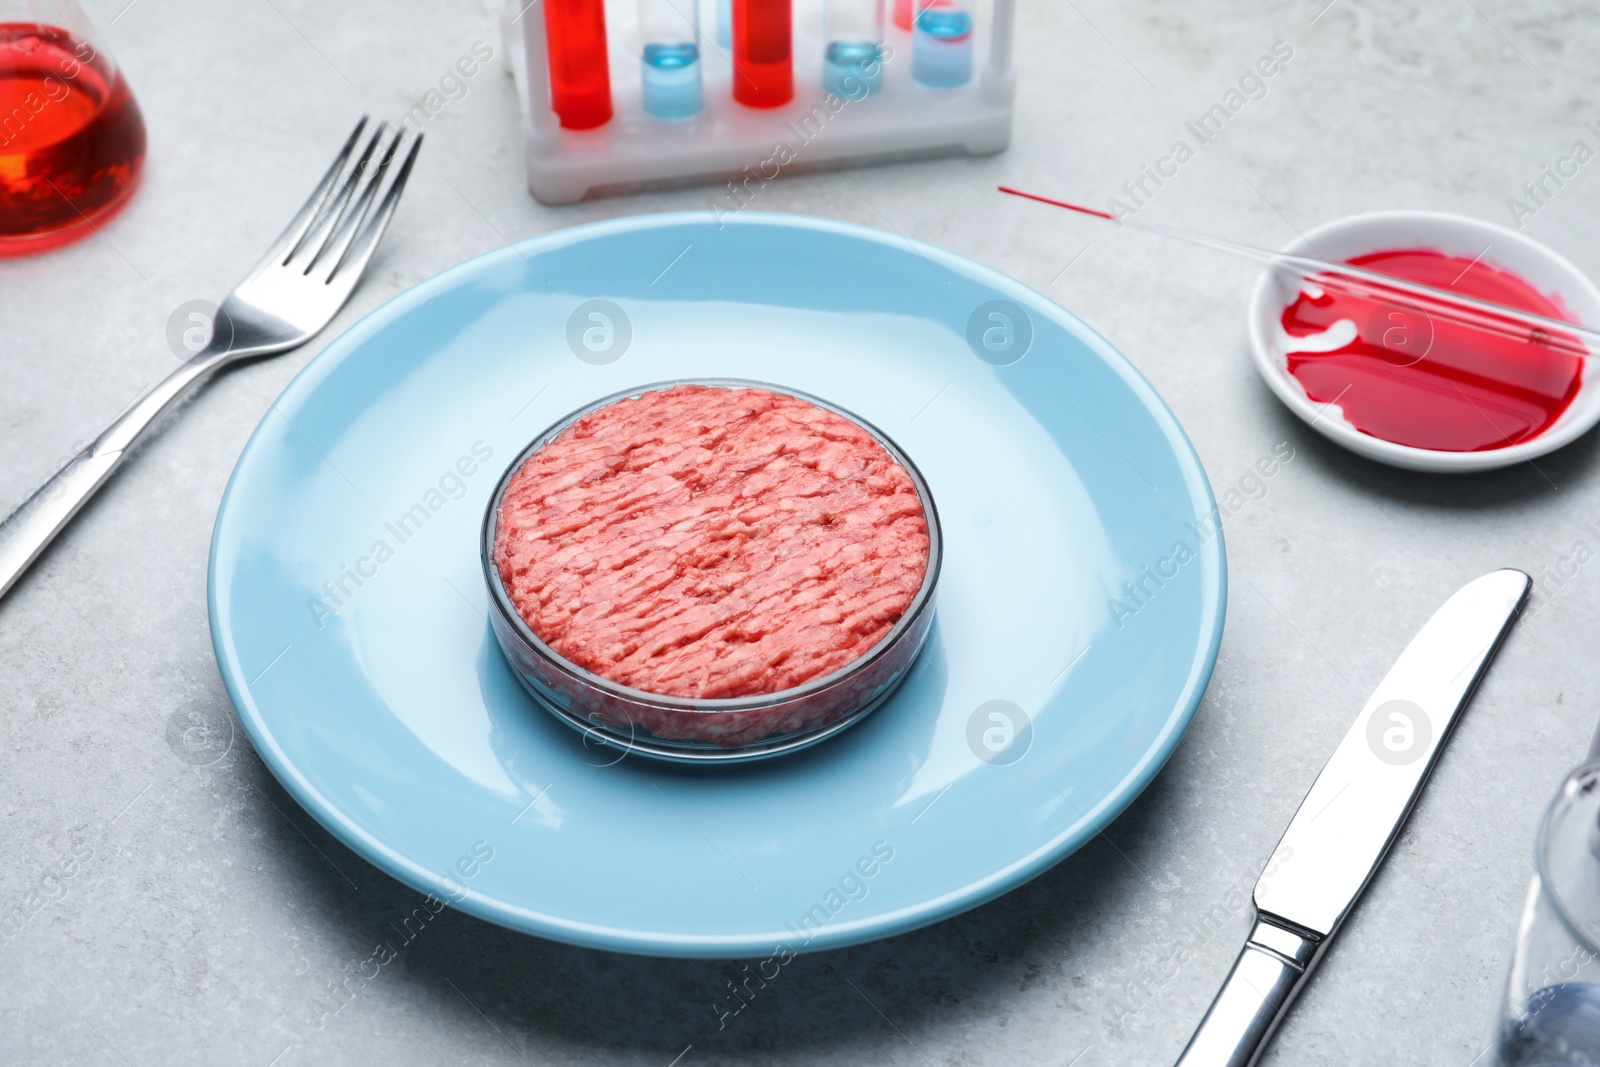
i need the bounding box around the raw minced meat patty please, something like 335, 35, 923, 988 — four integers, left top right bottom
492, 385, 930, 699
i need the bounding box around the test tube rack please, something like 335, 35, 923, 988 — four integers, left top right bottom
502, 0, 1016, 205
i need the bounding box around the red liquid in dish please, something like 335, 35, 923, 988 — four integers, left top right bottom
1280, 249, 1585, 452
542, 0, 612, 129
494, 386, 930, 700
0, 23, 145, 255
732, 0, 793, 108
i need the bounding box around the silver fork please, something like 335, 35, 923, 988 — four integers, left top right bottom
0, 116, 421, 602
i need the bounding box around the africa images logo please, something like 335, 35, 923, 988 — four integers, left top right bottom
1365, 699, 1431, 766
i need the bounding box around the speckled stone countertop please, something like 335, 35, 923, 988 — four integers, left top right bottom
4, 1, 1599, 1064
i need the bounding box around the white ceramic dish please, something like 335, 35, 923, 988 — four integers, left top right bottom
1246, 210, 1600, 472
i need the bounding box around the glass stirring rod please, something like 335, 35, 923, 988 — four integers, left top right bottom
998, 185, 1600, 359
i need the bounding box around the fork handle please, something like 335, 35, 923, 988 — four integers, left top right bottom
0, 358, 216, 602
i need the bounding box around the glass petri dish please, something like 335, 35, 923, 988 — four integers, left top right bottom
481, 378, 942, 764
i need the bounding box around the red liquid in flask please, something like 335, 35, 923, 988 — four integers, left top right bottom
1280, 249, 1585, 452
732, 0, 792, 108
542, 0, 612, 130
0, 23, 145, 256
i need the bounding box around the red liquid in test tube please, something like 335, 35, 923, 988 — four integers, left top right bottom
732, 0, 792, 108
543, 0, 612, 129
892, 0, 927, 31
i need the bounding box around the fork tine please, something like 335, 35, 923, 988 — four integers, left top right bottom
287, 120, 388, 268
256, 116, 367, 271
307, 126, 403, 281
327, 133, 422, 287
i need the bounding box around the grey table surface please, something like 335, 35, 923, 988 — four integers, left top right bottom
4, 0, 1599, 1064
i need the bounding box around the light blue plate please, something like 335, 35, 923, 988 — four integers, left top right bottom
209, 212, 1225, 958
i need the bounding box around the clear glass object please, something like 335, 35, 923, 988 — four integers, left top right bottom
912, 0, 972, 88
823, 0, 883, 98
482, 379, 942, 764
639, 0, 701, 118
1491, 762, 1600, 1065
0, 0, 145, 256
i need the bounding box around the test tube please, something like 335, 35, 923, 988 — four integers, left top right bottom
640, 0, 703, 117
717, 0, 732, 47
891, 0, 922, 31
543, 0, 613, 128
732, 0, 793, 108
912, 0, 972, 87
824, 0, 884, 97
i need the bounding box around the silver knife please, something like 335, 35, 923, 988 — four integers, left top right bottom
1174, 568, 1531, 1067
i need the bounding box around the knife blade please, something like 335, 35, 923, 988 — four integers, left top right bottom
1173, 568, 1531, 1067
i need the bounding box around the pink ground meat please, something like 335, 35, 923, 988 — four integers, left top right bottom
493, 385, 930, 699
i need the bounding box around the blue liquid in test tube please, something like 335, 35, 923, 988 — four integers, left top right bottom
824, 0, 885, 98
824, 41, 883, 97
912, 2, 972, 87
717, 0, 731, 48
640, 0, 703, 117
643, 43, 703, 117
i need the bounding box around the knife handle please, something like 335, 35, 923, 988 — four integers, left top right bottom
1173, 915, 1325, 1067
